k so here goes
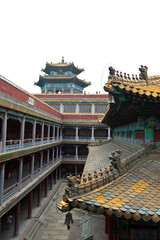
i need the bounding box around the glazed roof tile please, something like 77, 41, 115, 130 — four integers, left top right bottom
77, 152, 160, 222
58, 146, 160, 223
104, 74, 160, 100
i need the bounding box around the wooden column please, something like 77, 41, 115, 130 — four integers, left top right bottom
56, 146, 59, 161
75, 164, 77, 176
54, 168, 57, 184
40, 151, 43, 174
50, 172, 53, 190
53, 125, 55, 141
20, 116, 25, 149
37, 183, 41, 206
41, 122, 44, 143
32, 119, 36, 146
45, 177, 48, 197
113, 218, 118, 240
18, 158, 23, 191
52, 147, 55, 163
0, 163, 5, 206
47, 149, 49, 168
59, 165, 61, 179
2, 112, 7, 152
14, 201, 20, 236
91, 126, 95, 141
31, 154, 35, 181
108, 127, 111, 140
76, 145, 78, 160
105, 215, 108, 234
47, 123, 50, 142
28, 191, 32, 218
108, 216, 113, 240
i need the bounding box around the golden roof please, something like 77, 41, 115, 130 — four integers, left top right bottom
58, 148, 160, 223
104, 74, 160, 99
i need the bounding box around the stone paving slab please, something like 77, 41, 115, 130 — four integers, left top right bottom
38, 182, 108, 240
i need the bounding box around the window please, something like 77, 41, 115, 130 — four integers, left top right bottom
95, 104, 108, 113
64, 104, 76, 113
50, 103, 60, 111
79, 104, 91, 113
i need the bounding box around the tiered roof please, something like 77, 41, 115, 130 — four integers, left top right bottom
42, 61, 84, 75
35, 57, 90, 89
36, 75, 91, 88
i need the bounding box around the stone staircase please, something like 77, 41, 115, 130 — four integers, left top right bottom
20, 219, 44, 240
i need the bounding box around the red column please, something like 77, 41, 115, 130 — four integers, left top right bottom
113, 218, 118, 240
57, 166, 60, 180
14, 201, 20, 236
54, 168, 57, 184
28, 191, 32, 218
50, 172, 53, 190
58, 166, 61, 179
105, 215, 108, 234
108, 215, 113, 240
37, 183, 41, 206
75, 164, 77, 176
45, 177, 48, 197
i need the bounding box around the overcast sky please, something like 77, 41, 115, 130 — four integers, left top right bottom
0, 0, 160, 94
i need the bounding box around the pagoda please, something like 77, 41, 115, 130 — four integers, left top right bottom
35, 57, 91, 94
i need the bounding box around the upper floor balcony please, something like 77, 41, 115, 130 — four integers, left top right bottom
0, 111, 111, 154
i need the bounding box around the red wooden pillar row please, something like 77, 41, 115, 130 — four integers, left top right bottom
50, 172, 53, 190
113, 218, 118, 240
45, 177, 48, 197
108, 215, 113, 240
37, 183, 41, 206
105, 215, 108, 234
28, 191, 32, 218
14, 201, 20, 236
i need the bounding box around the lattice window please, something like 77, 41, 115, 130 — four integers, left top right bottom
95, 104, 108, 113
50, 103, 60, 111
79, 104, 91, 113
64, 104, 76, 113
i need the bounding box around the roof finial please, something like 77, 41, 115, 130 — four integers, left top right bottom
62, 56, 64, 63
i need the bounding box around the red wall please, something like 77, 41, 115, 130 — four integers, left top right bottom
0, 77, 62, 119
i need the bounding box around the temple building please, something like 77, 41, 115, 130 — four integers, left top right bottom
58, 66, 160, 240
0, 59, 110, 238
35, 56, 90, 94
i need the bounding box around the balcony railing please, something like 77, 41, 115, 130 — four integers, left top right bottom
0, 137, 61, 153
0, 136, 109, 153
2, 157, 61, 204
3, 182, 19, 202
62, 155, 87, 161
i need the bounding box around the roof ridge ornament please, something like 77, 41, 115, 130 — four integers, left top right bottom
109, 66, 116, 76
61, 56, 64, 63
139, 65, 148, 81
